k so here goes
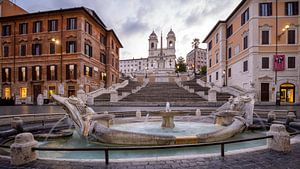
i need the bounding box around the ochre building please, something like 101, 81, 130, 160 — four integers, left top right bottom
0, 0, 122, 104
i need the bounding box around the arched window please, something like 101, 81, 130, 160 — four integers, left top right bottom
151, 42, 154, 48
169, 41, 173, 47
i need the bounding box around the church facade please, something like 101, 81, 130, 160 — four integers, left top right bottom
120, 29, 176, 76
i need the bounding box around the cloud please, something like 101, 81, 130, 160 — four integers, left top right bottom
121, 18, 149, 36
14, 0, 242, 60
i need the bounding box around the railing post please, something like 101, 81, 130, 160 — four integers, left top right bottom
221, 144, 225, 157
105, 149, 109, 165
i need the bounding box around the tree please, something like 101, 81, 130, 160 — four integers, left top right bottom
176, 56, 187, 72
200, 66, 207, 76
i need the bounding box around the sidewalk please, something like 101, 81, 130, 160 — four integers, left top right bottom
0, 143, 300, 169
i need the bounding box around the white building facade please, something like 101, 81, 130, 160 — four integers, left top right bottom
120, 29, 176, 76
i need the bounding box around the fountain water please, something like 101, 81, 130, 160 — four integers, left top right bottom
43, 115, 68, 142
51, 94, 255, 146
145, 113, 150, 122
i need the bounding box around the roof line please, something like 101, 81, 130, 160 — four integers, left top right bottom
202, 0, 247, 43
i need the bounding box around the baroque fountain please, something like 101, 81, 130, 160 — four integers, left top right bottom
51, 93, 255, 146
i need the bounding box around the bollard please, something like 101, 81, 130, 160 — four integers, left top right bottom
286, 111, 296, 125
10, 133, 38, 166
267, 124, 291, 152
136, 109, 142, 119
267, 111, 276, 123
195, 109, 201, 117
11, 117, 24, 132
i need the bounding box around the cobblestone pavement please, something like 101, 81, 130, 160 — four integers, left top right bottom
1, 143, 300, 169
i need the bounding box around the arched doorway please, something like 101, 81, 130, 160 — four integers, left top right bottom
280, 83, 295, 103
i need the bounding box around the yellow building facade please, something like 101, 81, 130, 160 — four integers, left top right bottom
203, 0, 299, 104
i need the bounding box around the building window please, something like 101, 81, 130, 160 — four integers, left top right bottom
4, 87, 11, 99
67, 86, 75, 97
66, 41, 76, 53
228, 47, 232, 59
209, 59, 212, 67
33, 21, 42, 33
20, 44, 26, 56
32, 43, 42, 55
243, 60, 248, 72
2, 68, 11, 82
209, 75, 211, 82
67, 18, 77, 30
287, 30, 296, 44
215, 33, 219, 43
226, 25, 233, 38
262, 30, 269, 45
19, 23, 28, 35
3, 46, 9, 57
20, 87, 27, 98
262, 57, 269, 69
85, 43, 93, 57
216, 71, 219, 80
285, 2, 298, 16
2, 25, 11, 36
100, 53, 106, 64
208, 41, 212, 50
32, 66, 42, 81
50, 43, 55, 54
85, 21, 92, 35
100, 34, 106, 45
288, 57, 296, 69
49, 86, 56, 97
48, 20, 58, 32
241, 8, 249, 25
47, 65, 57, 81
84, 65, 93, 77
259, 3, 272, 16
66, 64, 77, 80
18, 67, 27, 82
243, 35, 248, 49
216, 53, 219, 64
228, 68, 231, 78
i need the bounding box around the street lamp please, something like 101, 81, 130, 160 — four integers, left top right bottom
222, 70, 226, 87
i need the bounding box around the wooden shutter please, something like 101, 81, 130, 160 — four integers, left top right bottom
8, 68, 11, 82
89, 67, 92, 77
84, 65, 86, 75
18, 67, 22, 81
19, 23, 22, 34
259, 4, 262, 16
39, 66, 42, 80
55, 65, 58, 80
90, 45, 93, 57
32, 66, 35, 80
295, 2, 299, 15
74, 42, 77, 52
2, 68, 5, 82
25, 67, 28, 81
74, 18, 77, 29
268, 3, 272, 16
48, 20, 51, 31
66, 65, 70, 80
32, 44, 35, 55
39, 44, 42, 55
47, 66, 50, 81
74, 64, 77, 79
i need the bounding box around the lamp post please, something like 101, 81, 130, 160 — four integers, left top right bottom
222, 70, 226, 87
51, 38, 64, 96
275, 0, 290, 106
192, 38, 200, 77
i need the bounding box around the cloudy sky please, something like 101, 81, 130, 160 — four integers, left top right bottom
16, 0, 241, 60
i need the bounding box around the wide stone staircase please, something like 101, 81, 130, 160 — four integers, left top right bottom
120, 82, 206, 102
182, 79, 232, 101
94, 80, 142, 102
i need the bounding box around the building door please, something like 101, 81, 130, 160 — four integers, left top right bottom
261, 83, 269, 102
33, 85, 41, 104
68, 86, 76, 97
280, 83, 295, 103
